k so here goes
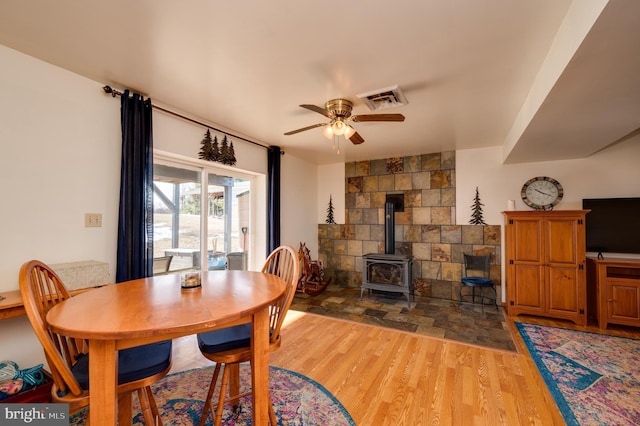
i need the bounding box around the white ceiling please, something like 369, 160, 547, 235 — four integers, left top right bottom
1, 1, 639, 165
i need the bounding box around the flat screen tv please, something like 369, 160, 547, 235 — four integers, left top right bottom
582, 197, 640, 255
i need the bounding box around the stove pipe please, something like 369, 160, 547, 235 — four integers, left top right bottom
384, 202, 395, 254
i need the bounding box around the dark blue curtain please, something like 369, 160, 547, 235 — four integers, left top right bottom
116, 90, 154, 282
267, 146, 281, 253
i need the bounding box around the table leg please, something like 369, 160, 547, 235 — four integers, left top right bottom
89, 339, 118, 425
251, 308, 270, 424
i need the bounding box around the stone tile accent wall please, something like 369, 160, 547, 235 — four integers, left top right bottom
318, 152, 501, 301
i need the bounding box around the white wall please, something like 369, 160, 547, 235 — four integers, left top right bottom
281, 154, 319, 255
0, 46, 121, 291
153, 108, 268, 175
0, 45, 121, 367
0, 44, 318, 367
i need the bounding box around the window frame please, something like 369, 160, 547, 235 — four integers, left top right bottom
153, 150, 264, 271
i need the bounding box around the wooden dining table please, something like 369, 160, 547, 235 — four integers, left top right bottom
46, 270, 286, 425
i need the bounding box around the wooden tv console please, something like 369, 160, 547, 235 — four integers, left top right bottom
587, 257, 640, 330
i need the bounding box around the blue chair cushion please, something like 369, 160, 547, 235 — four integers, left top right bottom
461, 277, 494, 287
197, 324, 251, 354
72, 340, 172, 390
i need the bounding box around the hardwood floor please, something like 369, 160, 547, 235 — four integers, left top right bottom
170, 311, 640, 425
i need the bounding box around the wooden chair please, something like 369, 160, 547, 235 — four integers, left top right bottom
19, 260, 172, 425
296, 242, 331, 296
197, 245, 300, 426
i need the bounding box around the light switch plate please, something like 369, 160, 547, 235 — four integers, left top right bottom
85, 213, 102, 227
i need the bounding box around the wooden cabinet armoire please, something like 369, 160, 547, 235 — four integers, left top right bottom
504, 210, 588, 325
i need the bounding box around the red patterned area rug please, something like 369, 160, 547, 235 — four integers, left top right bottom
69, 364, 355, 425
516, 322, 640, 426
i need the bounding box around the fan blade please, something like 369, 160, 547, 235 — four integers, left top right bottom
349, 131, 365, 145
284, 122, 327, 135
300, 104, 333, 118
351, 114, 405, 122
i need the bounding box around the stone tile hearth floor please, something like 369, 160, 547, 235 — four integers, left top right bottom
291, 285, 516, 352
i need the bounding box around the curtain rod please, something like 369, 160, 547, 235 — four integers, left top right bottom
103, 85, 272, 151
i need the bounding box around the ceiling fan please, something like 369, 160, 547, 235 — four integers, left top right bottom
284, 98, 405, 145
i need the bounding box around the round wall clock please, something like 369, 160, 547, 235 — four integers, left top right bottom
521, 176, 563, 210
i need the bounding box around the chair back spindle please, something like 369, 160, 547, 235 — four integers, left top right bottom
261, 245, 300, 345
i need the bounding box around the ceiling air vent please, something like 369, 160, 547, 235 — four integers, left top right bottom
357, 85, 408, 111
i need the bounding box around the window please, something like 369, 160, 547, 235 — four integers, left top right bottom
152, 156, 255, 274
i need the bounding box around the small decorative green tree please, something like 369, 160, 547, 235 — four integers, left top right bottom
198, 130, 236, 166
220, 135, 230, 163
227, 141, 237, 166
470, 186, 487, 225
198, 129, 215, 161
211, 135, 220, 162
326, 195, 336, 224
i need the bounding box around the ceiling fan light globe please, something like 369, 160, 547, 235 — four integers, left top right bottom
332, 120, 347, 136
323, 126, 334, 140
344, 125, 355, 138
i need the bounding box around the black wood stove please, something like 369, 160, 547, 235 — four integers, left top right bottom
361, 201, 414, 307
